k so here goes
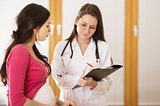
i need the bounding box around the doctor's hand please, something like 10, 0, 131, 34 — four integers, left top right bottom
77, 75, 97, 90
88, 66, 98, 72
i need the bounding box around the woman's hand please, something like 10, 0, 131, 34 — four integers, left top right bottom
77, 75, 97, 90
54, 97, 76, 106
61, 101, 76, 106
50, 97, 58, 106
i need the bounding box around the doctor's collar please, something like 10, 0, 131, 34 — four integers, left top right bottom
72, 37, 95, 48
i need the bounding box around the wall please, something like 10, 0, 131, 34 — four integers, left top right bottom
138, 0, 160, 105
0, 0, 125, 105
0, 0, 49, 105
1, 0, 160, 105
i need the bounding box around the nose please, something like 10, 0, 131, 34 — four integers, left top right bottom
48, 26, 51, 32
84, 26, 90, 34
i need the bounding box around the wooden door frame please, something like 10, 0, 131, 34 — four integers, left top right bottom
49, 0, 62, 98
125, 0, 138, 106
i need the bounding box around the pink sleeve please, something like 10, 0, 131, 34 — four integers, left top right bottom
7, 46, 29, 106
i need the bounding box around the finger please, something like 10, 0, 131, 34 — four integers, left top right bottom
79, 79, 86, 84
80, 75, 85, 78
69, 101, 76, 106
51, 97, 58, 105
54, 96, 58, 100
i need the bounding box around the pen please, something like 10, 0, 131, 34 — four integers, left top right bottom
84, 63, 94, 79
87, 63, 94, 67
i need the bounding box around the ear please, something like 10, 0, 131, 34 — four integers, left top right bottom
33, 27, 39, 34
74, 16, 78, 25
33, 28, 37, 32
33, 29, 37, 32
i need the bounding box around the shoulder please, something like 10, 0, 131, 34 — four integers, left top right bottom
11, 44, 29, 54
97, 40, 110, 50
97, 40, 112, 56
6, 44, 30, 65
8, 44, 30, 59
55, 40, 69, 50
56, 40, 68, 46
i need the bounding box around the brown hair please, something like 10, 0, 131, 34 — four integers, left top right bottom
66, 3, 113, 64
0, 3, 51, 86
66, 3, 105, 42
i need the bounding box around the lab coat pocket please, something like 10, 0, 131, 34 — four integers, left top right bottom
59, 89, 76, 103
87, 97, 107, 106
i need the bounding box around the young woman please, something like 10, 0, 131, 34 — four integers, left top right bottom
0, 3, 75, 106
51, 3, 113, 106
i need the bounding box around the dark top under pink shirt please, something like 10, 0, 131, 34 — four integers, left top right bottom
6, 44, 49, 106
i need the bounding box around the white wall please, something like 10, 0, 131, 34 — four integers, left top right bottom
0, 0, 49, 105
138, 0, 160, 105
0, 0, 125, 105
1, 0, 160, 105
62, 0, 125, 105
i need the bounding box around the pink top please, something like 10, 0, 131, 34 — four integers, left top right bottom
6, 44, 49, 106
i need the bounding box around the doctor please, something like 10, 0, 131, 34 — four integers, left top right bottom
51, 3, 113, 106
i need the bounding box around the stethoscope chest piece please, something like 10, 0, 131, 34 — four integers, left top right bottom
96, 59, 102, 65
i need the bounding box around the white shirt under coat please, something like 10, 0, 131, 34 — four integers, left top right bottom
51, 37, 113, 106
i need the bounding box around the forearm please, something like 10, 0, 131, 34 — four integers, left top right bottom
23, 98, 49, 106
91, 76, 113, 95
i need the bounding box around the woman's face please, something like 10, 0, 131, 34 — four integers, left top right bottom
75, 14, 98, 41
36, 16, 51, 41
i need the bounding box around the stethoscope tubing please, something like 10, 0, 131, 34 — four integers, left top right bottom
56, 39, 101, 77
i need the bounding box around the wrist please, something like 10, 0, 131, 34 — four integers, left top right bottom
90, 81, 97, 90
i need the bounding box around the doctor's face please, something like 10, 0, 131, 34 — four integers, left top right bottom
75, 14, 98, 41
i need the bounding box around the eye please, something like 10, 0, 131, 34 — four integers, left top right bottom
82, 23, 86, 26
47, 25, 50, 28
90, 27, 95, 29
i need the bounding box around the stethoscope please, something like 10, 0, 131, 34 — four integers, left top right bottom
56, 39, 101, 77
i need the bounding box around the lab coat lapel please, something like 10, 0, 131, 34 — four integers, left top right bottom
81, 38, 96, 74
72, 37, 95, 58
72, 37, 96, 74
83, 38, 95, 58
72, 37, 83, 57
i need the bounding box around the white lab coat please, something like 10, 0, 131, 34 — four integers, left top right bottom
51, 37, 113, 106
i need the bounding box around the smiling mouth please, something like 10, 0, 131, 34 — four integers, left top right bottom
83, 33, 88, 36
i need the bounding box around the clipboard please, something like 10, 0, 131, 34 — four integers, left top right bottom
72, 64, 123, 90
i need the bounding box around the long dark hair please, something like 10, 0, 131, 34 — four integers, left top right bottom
0, 3, 51, 86
66, 3, 105, 42
66, 3, 113, 64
